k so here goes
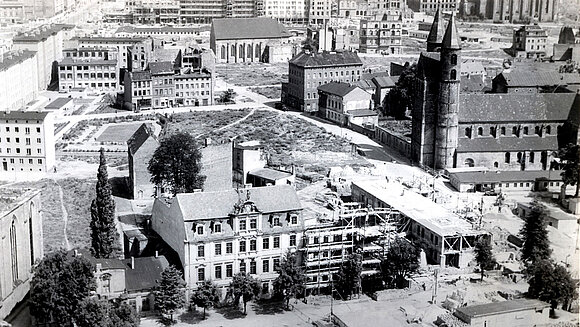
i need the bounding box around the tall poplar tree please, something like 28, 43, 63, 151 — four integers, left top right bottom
90, 148, 119, 258
520, 203, 552, 268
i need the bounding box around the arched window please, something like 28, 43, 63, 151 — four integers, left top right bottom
451, 54, 457, 65
517, 152, 523, 162
494, 162, 499, 168
464, 158, 475, 167
101, 274, 112, 294
10, 217, 18, 283
450, 69, 457, 80
500, 127, 506, 135
477, 127, 483, 136
534, 126, 540, 135
231, 45, 236, 58
255, 45, 261, 59
505, 152, 510, 163
523, 126, 528, 135
247, 44, 252, 58
465, 127, 471, 138
239, 45, 244, 59
512, 126, 518, 136
545, 125, 551, 135
490, 127, 496, 136
220, 45, 226, 60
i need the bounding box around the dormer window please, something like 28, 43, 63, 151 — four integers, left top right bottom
197, 226, 204, 235
273, 216, 280, 227
213, 223, 222, 233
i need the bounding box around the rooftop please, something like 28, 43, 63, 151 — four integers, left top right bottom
0, 110, 49, 120
348, 109, 377, 117
495, 70, 580, 87
450, 170, 564, 184
455, 299, 550, 318
211, 17, 291, 40
352, 179, 479, 237
248, 168, 293, 181
0, 50, 36, 72
122, 256, 169, 292
45, 97, 73, 110
148, 61, 175, 75
13, 24, 74, 42
318, 82, 359, 97
73, 36, 147, 43
127, 123, 157, 155
289, 51, 363, 68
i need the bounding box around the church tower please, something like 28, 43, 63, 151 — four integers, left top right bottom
435, 12, 461, 169
426, 6, 445, 52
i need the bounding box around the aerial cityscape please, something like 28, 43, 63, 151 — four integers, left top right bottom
0, 0, 578, 326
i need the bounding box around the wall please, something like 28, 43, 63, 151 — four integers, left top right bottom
200, 142, 233, 192
375, 126, 411, 157
466, 308, 549, 327
130, 136, 158, 199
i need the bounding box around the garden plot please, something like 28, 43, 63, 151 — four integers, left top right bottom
215, 62, 288, 86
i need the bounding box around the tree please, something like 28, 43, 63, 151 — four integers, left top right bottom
110, 300, 140, 327
148, 132, 206, 195
219, 89, 235, 104
381, 238, 420, 289
334, 252, 362, 300
528, 260, 578, 309
519, 203, 552, 268
153, 266, 186, 324
76, 298, 112, 327
382, 63, 417, 118
229, 273, 261, 314
474, 237, 496, 281
191, 280, 220, 319
30, 250, 96, 325
90, 148, 119, 258
273, 251, 306, 308
558, 143, 579, 197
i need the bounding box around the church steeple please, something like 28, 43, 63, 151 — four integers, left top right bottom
442, 12, 461, 50
427, 6, 445, 52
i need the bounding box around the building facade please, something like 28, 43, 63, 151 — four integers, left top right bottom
308, 0, 337, 25
179, 0, 264, 24
359, 11, 403, 54
151, 185, 304, 296
282, 50, 363, 112
317, 82, 374, 126
492, 0, 557, 22
0, 188, 43, 320
127, 0, 180, 24
0, 50, 39, 111
510, 24, 548, 59
0, 111, 55, 180
58, 47, 120, 92
264, 0, 306, 23
0, 0, 25, 24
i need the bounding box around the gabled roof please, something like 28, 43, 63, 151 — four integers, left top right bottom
373, 76, 398, 88
495, 71, 566, 87
127, 123, 157, 155
211, 17, 291, 40
123, 256, 169, 292
131, 70, 151, 81
458, 93, 578, 123
427, 7, 445, 46
442, 12, 461, 49
460, 75, 487, 93
289, 51, 363, 68
248, 168, 293, 181
0, 111, 49, 120
347, 109, 377, 117
175, 185, 302, 221
318, 82, 360, 97
148, 61, 174, 75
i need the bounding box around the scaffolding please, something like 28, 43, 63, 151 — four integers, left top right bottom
301, 204, 401, 292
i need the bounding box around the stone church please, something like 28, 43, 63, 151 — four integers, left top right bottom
411, 9, 580, 172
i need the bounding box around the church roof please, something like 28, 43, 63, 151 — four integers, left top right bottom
458, 93, 578, 123
442, 12, 461, 49
427, 7, 445, 45
289, 51, 363, 68
211, 17, 291, 40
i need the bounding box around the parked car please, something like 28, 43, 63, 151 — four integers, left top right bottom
483, 188, 498, 196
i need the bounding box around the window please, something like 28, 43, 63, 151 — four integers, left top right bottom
239, 219, 246, 230
250, 218, 257, 229
213, 223, 221, 233
197, 226, 204, 234
250, 261, 257, 274
490, 127, 496, 136
477, 127, 483, 136
290, 235, 297, 246
215, 243, 222, 256
535, 126, 541, 135
198, 245, 204, 257
10, 219, 18, 283
512, 126, 518, 136
273, 216, 280, 226
273, 258, 280, 272
240, 240, 246, 252
545, 126, 551, 135
494, 162, 499, 168
263, 238, 270, 250
505, 152, 510, 163
101, 274, 111, 294
215, 265, 222, 279
240, 260, 246, 274
291, 215, 298, 225
465, 127, 471, 138
501, 127, 506, 135
529, 152, 535, 163
273, 236, 280, 248
450, 69, 457, 80
226, 242, 233, 254
226, 264, 233, 277
523, 126, 528, 135
25, 127, 30, 135
262, 259, 269, 273
250, 239, 257, 251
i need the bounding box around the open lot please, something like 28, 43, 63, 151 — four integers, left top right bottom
215, 62, 288, 86
95, 122, 147, 143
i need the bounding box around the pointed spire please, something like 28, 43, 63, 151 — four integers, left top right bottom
442, 11, 461, 49
427, 5, 445, 47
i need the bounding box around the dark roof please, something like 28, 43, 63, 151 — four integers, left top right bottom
451, 170, 564, 184
417, 52, 441, 78
442, 12, 461, 49
289, 51, 363, 68
248, 168, 293, 180
123, 256, 170, 292
348, 109, 377, 117
372, 76, 397, 88
175, 185, 302, 221
0, 111, 49, 120
455, 299, 550, 318
353, 79, 375, 90
13, 24, 74, 42
318, 82, 359, 97
427, 7, 445, 45
0, 50, 36, 72
459, 93, 578, 123
460, 75, 487, 93
361, 71, 389, 81
211, 17, 291, 40
74, 36, 147, 43
127, 123, 156, 155
494, 71, 580, 87
458, 136, 558, 152
69, 249, 126, 270
45, 97, 73, 109
148, 61, 174, 75
131, 71, 151, 81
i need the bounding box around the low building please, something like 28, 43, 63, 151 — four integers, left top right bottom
151, 185, 304, 296
247, 167, 295, 187
453, 299, 550, 327
491, 71, 580, 93
552, 26, 580, 63
375, 126, 412, 158
0, 188, 43, 321
509, 25, 548, 59
0, 50, 39, 111
351, 179, 487, 268
371, 75, 398, 108
44, 97, 74, 116
282, 51, 363, 112
0, 111, 55, 181
210, 17, 293, 64
516, 201, 578, 231
58, 48, 120, 93
318, 82, 375, 127
449, 170, 568, 193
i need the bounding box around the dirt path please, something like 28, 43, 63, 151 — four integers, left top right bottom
53, 179, 71, 250
214, 108, 257, 132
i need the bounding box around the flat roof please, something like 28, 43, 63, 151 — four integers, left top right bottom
352, 179, 480, 237
518, 201, 578, 221
248, 168, 292, 181
45, 97, 73, 109
456, 299, 550, 318
451, 170, 564, 184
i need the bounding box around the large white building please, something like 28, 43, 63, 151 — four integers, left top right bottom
0, 50, 39, 111
0, 111, 55, 181
264, 0, 306, 23
58, 47, 120, 93
151, 185, 304, 296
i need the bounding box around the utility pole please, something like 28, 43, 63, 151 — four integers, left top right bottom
431, 269, 438, 304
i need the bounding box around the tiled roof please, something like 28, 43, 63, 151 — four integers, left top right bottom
131, 71, 151, 81
45, 97, 73, 109
451, 170, 564, 184
289, 51, 363, 68
318, 82, 359, 97
148, 61, 174, 75
175, 185, 302, 221
372, 76, 397, 88
455, 299, 550, 318
211, 17, 291, 40
458, 93, 577, 123
353, 79, 375, 90
442, 13, 461, 49
460, 75, 487, 93
152, 48, 180, 63
127, 123, 156, 155
361, 71, 389, 81
0, 111, 49, 120
0, 50, 36, 72
13, 24, 74, 42
123, 256, 169, 292
462, 59, 486, 75
248, 168, 292, 180
457, 136, 558, 152
494, 71, 580, 87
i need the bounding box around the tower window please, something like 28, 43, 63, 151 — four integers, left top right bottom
465, 127, 471, 138
451, 54, 457, 65
450, 69, 457, 80
545, 126, 551, 135
477, 127, 483, 136
505, 152, 511, 163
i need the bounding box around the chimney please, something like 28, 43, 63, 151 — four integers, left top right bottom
74, 249, 78, 257
155, 250, 159, 258
131, 257, 135, 269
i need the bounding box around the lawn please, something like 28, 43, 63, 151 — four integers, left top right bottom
215, 62, 288, 86
96, 122, 147, 143
248, 86, 281, 99
164, 109, 252, 137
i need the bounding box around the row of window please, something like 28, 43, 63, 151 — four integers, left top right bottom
198, 257, 281, 281
197, 235, 297, 258
175, 82, 210, 89
0, 148, 42, 155
60, 72, 117, 79
60, 65, 116, 71
465, 125, 557, 138
61, 82, 117, 89
2, 158, 43, 165
2, 127, 41, 134
0, 137, 43, 144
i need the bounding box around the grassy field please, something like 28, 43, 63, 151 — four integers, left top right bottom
96, 122, 146, 143
215, 63, 288, 86
248, 86, 281, 99
164, 109, 252, 137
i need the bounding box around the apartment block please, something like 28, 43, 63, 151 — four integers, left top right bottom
263, 0, 307, 24
308, 0, 337, 25
58, 47, 120, 92
179, 0, 264, 24
127, 0, 180, 24
359, 11, 403, 54
509, 24, 548, 58
0, 50, 39, 111
492, 0, 557, 22
0, 111, 55, 180
0, 0, 25, 24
